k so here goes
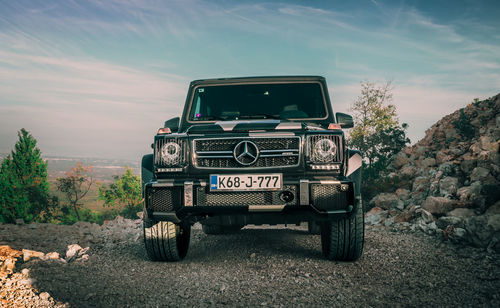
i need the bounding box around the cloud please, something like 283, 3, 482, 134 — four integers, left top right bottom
0, 43, 188, 159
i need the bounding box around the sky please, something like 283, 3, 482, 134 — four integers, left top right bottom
1, 0, 499, 161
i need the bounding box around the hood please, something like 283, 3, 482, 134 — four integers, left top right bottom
186, 119, 306, 134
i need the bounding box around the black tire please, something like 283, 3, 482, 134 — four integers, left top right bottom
307, 221, 321, 235
143, 219, 190, 261
202, 224, 243, 235
320, 201, 364, 261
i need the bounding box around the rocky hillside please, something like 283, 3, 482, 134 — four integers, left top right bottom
367, 93, 500, 251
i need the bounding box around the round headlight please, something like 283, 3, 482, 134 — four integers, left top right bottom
313, 138, 337, 162
161, 142, 181, 165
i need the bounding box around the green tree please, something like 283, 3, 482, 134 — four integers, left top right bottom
56, 163, 93, 221
0, 129, 52, 223
349, 82, 410, 203
98, 167, 142, 219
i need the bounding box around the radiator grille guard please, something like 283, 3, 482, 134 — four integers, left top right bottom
310, 184, 349, 211
196, 185, 297, 206
146, 187, 182, 212
193, 137, 300, 169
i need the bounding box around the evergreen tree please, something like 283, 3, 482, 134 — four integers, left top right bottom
0, 129, 51, 223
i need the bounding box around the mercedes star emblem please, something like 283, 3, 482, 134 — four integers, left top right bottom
233, 141, 259, 166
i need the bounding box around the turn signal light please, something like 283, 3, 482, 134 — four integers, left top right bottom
157, 127, 172, 135
328, 123, 342, 130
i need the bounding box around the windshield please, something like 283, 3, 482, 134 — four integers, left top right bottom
188, 82, 327, 122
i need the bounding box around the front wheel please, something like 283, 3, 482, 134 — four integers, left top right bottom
143, 219, 191, 261
320, 201, 364, 261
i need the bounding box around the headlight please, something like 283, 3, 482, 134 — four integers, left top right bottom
313, 138, 337, 162
307, 135, 341, 164
155, 138, 186, 167
161, 142, 181, 165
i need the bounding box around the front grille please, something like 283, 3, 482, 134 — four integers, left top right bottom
196, 185, 297, 206
146, 187, 181, 212
311, 184, 347, 211
194, 137, 300, 169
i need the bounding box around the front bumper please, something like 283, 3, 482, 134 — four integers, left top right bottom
144, 177, 357, 224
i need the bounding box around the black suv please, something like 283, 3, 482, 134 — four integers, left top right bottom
141, 76, 364, 262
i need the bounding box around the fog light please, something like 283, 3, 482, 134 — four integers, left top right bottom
280, 191, 294, 203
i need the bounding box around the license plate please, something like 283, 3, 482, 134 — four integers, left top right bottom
210, 174, 282, 191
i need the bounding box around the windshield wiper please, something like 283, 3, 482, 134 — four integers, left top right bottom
237, 114, 280, 120
194, 115, 226, 121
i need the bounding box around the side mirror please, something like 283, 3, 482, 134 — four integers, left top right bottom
164, 117, 180, 133
335, 112, 354, 129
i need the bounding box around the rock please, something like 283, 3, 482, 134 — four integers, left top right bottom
438, 162, 455, 176
395, 189, 410, 201
436, 216, 464, 229
486, 201, 500, 215
65, 244, 83, 261
422, 196, 454, 215
456, 182, 481, 204
421, 157, 436, 168
480, 135, 499, 152
439, 176, 459, 197
401, 165, 416, 177
22, 249, 45, 262
470, 167, 490, 182
21, 268, 30, 276
250, 253, 256, 259
76, 254, 89, 262
369, 193, 402, 210
39, 292, 50, 301
460, 159, 476, 174
393, 152, 409, 169
436, 151, 452, 165
451, 227, 467, 242
365, 207, 387, 225
384, 217, 395, 227
44, 252, 60, 260
447, 208, 475, 218
15, 218, 25, 225
412, 176, 430, 193
465, 214, 500, 248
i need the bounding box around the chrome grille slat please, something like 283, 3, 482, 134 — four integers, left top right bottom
193, 136, 300, 169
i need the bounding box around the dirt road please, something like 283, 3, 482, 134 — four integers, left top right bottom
2, 222, 500, 307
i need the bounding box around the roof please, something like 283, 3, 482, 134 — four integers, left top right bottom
190, 75, 326, 86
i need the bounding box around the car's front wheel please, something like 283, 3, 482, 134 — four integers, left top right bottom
320, 201, 364, 261
143, 219, 191, 261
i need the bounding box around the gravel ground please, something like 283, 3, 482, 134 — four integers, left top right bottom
2, 222, 500, 307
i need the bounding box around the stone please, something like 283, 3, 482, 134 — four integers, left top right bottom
384, 217, 395, 227
480, 135, 499, 152
438, 162, 455, 176
401, 165, 416, 177
15, 218, 25, 225
412, 176, 430, 193
369, 193, 402, 210
416, 208, 435, 223
250, 253, 256, 259
39, 292, 50, 301
394, 211, 413, 223
486, 201, 500, 215
436, 216, 464, 229
451, 227, 467, 242
456, 182, 481, 203
422, 196, 454, 215
393, 152, 409, 169
22, 249, 45, 262
44, 252, 60, 260
365, 207, 387, 225
460, 159, 476, 174
395, 188, 410, 201
65, 244, 83, 261
447, 208, 475, 218
439, 177, 459, 197
470, 166, 490, 182
465, 214, 500, 247
421, 157, 436, 168
436, 151, 452, 165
